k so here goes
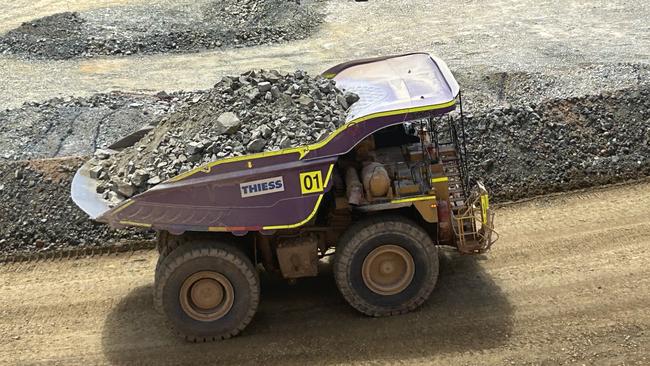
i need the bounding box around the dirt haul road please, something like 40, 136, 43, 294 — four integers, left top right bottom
0, 182, 648, 365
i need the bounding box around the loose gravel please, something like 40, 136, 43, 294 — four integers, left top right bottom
0, 158, 152, 257
0, 91, 203, 161
0, 0, 322, 59
91, 69, 355, 203
464, 85, 650, 201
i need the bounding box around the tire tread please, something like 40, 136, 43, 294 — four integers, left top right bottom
333, 215, 438, 317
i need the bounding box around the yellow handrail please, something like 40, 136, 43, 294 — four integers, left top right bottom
451, 182, 499, 254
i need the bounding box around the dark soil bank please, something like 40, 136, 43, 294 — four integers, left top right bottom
0, 0, 322, 60
0, 158, 152, 256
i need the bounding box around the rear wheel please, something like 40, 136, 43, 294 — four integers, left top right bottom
154, 241, 260, 341
154, 231, 183, 284
334, 216, 439, 316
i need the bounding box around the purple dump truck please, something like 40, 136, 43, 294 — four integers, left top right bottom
72, 53, 497, 341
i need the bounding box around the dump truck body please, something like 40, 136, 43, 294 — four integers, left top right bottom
71, 53, 497, 342
73, 53, 460, 234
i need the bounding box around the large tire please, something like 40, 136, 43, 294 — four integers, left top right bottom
334, 215, 439, 316
154, 241, 260, 341
154, 232, 183, 284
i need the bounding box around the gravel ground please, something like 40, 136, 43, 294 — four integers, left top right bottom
0, 91, 202, 161
0, 158, 152, 257
456, 63, 650, 114
0, 0, 322, 59
0, 0, 647, 110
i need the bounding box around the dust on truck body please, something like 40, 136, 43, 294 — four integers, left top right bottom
72, 53, 497, 341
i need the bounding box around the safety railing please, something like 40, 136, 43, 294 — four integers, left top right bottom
451, 182, 499, 254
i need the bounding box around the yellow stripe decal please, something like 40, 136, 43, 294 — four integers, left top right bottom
169, 100, 456, 183
430, 177, 449, 183
481, 194, 489, 225
262, 164, 335, 230
263, 194, 325, 230
112, 200, 134, 214
391, 195, 437, 204
119, 220, 151, 228
208, 226, 228, 232
323, 163, 335, 187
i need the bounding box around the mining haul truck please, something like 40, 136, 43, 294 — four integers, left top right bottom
72, 53, 497, 341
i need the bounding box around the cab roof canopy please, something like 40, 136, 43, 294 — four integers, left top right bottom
323, 53, 460, 123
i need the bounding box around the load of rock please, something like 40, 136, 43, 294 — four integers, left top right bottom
0, 0, 322, 60
92, 69, 358, 203
464, 85, 650, 201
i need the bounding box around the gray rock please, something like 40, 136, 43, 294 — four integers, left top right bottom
297, 95, 314, 108
114, 180, 136, 197
247, 138, 267, 153
257, 81, 272, 92
107, 191, 125, 205
94, 149, 113, 160
279, 136, 292, 149
131, 169, 149, 187
185, 142, 203, 155
147, 176, 162, 185
246, 89, 260, 101
318, 82, 332, 94
260, 125, 273, 138
344, 92, 360, 105
337, 94, 348, 109
89, 165, 103, 179
96, 183, 108, 194
270, 86, 281, 99
217, 112, 241, 135
290, 83, 301, 94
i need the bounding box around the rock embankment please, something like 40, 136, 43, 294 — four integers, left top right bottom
0, 158, 151, 257
464, 86, 650, 201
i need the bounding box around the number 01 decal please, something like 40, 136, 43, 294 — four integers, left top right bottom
299, 170, 324, 194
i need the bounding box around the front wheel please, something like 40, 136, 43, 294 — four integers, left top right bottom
334, 216, 439, 316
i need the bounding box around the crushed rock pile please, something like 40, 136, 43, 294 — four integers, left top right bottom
464, 85, 650, 201
92, 69, 358, 203
0, 158, 152, 256
0, 0, 322, 60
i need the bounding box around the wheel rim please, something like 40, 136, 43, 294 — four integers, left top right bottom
180, 271, 234, 322
362, 245, 415, 296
